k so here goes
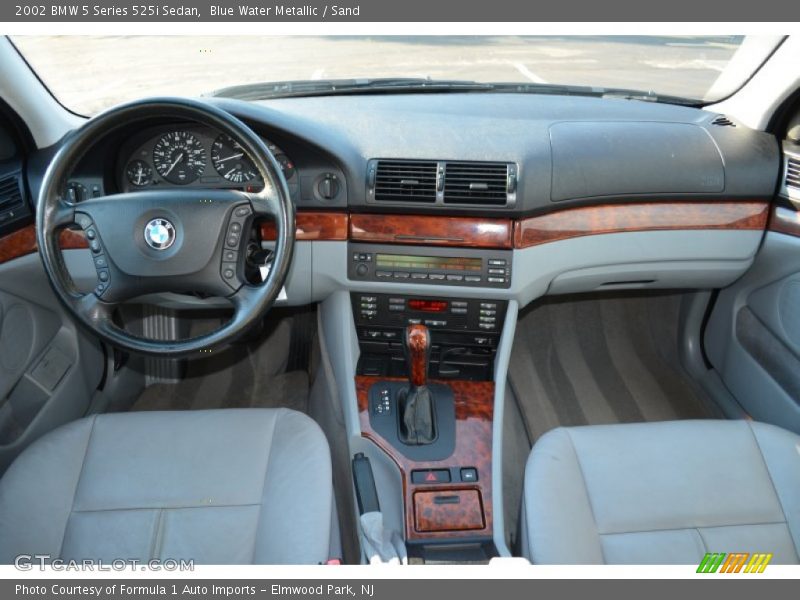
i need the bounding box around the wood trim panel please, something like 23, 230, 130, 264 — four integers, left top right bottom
0, 225, 87, 265
259, 211, 348, 241
514, 201, 770, 249
350, 214, 513, 249
768, 205, 800, 238
356, 375, 494, 542
413, 489, 485, 533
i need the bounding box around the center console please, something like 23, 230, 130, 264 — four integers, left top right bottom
353, 292, 508, 381
351, 289, 507, 561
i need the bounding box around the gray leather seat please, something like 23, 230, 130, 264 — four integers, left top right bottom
522, 420, 800, 564
0, 408, 334, 564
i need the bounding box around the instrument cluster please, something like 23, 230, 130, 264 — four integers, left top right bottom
119, 126, 298, 193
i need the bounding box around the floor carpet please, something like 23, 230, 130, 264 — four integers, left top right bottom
508, 292, 720, 442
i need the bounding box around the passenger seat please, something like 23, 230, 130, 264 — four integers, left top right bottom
521, 420, 800, 564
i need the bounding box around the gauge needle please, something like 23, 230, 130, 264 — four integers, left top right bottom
163, 153, 185, 176
216, 153, 244, 163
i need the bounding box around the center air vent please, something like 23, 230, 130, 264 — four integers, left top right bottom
371, 160, 437, 203
787, 156, 800, 189
367, 159, 517, 207
443, 162, 514, 205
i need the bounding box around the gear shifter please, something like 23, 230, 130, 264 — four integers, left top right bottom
399, 323, 436, 445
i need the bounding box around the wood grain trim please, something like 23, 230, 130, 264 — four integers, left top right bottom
514, 201, 770, 249
350, 214, 513, 249
259, 211, 348, 241
768, 205, 800, 238
0, 225, 87, 265
414, 489, 485, 533
356, 375, 494, 541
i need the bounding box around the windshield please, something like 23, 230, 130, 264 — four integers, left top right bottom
11, 35, 783, 115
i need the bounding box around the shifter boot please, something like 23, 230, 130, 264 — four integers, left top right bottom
399, 385, 436, 445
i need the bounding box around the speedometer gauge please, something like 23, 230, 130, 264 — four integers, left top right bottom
152, 131, 206, 184
211, 134, 257, 183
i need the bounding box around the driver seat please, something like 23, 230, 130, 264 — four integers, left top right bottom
0, 408, 335, 564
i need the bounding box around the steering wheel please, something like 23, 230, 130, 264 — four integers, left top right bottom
36, 98, 295, 357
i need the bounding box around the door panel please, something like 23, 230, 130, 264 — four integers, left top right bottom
0, 252, 104, 472
705, 228, 800, 433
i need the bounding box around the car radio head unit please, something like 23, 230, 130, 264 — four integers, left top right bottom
348, 243, 512, 288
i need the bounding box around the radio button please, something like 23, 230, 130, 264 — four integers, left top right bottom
394, 272, 410, 279
425, 320, 447, 327
429, 273, 445, 281
451, 307, 468, 315
488, 268, 506, 275
480, 302, 497, 309
488, 277, 505, 283
451, 301, 468, 308
465, 275, 482, 283
488, 259, 507, 266
411, 273, 428, 280
376, 271, 392, 278
446, 274, 463, 282
389, 305, 405, 312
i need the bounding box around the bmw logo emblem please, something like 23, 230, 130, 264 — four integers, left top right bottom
144, 218, 176, 250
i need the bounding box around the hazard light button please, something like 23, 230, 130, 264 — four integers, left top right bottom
411, 469, 451, 484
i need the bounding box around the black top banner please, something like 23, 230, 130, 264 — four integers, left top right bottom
3, 0, 800, 22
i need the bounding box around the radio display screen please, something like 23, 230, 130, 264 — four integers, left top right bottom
375, 254, 482, 272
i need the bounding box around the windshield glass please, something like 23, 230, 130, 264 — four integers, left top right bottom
11, 35, 782, 115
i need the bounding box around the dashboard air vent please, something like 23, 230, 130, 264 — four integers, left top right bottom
0, 173, 24, 215
372, 160, 437, 203
711, 115, 736, 127
787, 156, 800, 189
443, 162, 512, 206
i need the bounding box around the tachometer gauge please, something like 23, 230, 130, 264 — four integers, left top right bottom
152, 131, 206, 184
126, 159, 153, 187
211, 134, 257, 184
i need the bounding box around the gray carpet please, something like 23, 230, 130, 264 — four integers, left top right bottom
132, 318, 309, 413
509, 292, 720, 442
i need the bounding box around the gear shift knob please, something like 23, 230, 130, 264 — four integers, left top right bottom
404, 323, 431, 387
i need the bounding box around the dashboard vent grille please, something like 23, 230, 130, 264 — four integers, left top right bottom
711, 115, 736, 127
443, 162, 510, 205
0, 173, 24, 214
787, 157, 800, 189
373, 160, 437, 203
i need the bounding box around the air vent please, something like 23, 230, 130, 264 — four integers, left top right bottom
443, 162, 513, 206
711, 115, 736, 127
787, 156, 800, 189
0, 172, 24, 214
372, 160, 437, 203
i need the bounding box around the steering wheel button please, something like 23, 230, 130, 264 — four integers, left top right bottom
224, 249, 237, 262
230, 222, 242, 234
98, 270, 109, 282
226, 235, 239, 248
235, 206, 251, 217
85, 229, 97, 240
90, 240, 102, 253
94, 256, 107, 269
